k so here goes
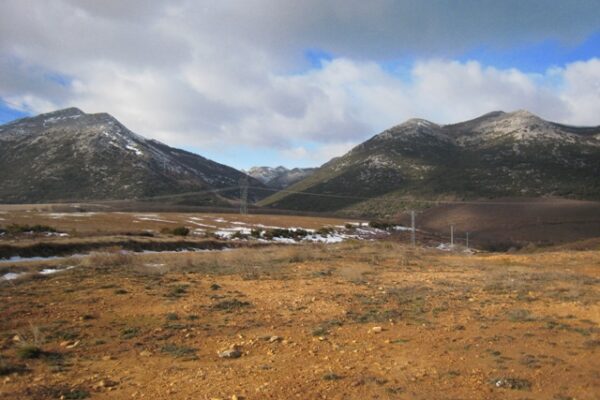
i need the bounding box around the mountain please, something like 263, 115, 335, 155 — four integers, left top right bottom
246, 166, 316, 189
0, 107, 267, 204
259, 110, 600, 216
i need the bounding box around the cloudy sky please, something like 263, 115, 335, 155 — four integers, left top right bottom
1, 1, 599, 169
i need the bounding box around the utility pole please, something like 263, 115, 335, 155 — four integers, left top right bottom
466, 232, 469, 250
410, 210, 416, 247
450, 225, 454, 248
239, 175, 248, 215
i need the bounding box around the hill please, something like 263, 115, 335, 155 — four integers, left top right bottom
0, 108, 267, 204
246, 166, 316, 189
260, 110, 600, 216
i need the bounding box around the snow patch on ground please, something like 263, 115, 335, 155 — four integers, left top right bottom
137, 217, 177, 224
1, 265, 77, 280
187, 221, 217, 228
125, 144, 143, 156
46, 212, 96, 218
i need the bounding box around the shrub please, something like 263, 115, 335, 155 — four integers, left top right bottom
161, 343, 197, 359
121, 327, 139, 339
172, 226, 190, 236
368, 220, 394, 230
160, 226, 190, 236
316, 226, 334, 236
166, 285, 188, 298
231, 231, 248, 240
17, 345, 43, 359
165, 312, 179, 321
6, 224, 57, 234
250, 228, 263, 238
211, 299, 251, 311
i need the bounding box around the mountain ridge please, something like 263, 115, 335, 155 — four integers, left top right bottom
0, 108, 267, 204
260, 110, 600, 216
245, 166, 317, 189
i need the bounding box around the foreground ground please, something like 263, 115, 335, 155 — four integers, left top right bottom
0, 240, 599, 399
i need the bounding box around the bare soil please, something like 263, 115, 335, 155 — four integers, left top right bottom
397, 197, 600, 248
0, 237, 598, 399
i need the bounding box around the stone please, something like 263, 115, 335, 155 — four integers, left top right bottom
268, 336, 282, 343
371, 326, 383, 333
94, 379, 118, 390
218, 347, 242, 359
139, 350, 152, 357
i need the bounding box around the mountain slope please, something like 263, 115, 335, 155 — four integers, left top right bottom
260, 110, 600, 215
0, 108, 267, 204
246, 166, 316, 189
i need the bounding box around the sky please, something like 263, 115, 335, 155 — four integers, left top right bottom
0, 1, 599, 169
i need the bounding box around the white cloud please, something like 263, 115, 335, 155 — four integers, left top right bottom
0, 1, 599, 168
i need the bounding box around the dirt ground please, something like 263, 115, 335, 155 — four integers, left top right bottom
0, 238, 599, 400
0, 209, 361, 236
398, 197, 600, 247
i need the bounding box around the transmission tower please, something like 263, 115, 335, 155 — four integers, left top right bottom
239, 175, 248, 214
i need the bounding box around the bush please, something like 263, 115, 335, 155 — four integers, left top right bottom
250, 228, 263, 238
263, 228, 309, 240
231, 231, 248, 240
172, 226, 190, 236
6, 224, 57, 234
161, 226, 190, 236
316, 226, 334, 236
368, 220, 394, 230
17, 345, 43, 359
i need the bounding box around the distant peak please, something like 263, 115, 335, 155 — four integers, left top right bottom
507, 109, 539, 119
480, 110, 506, 118
404, 117, 435, 125
42, 107, 85, 118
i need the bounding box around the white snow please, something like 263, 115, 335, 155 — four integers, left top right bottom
137, 217, 177, 224
1, 265, 76, 280
125, 144, 143, 156
271, 237, 297, 244
187, 221, 217, 228
45, 212, 96, 218
1, 272, 28, 280
39, 266, 76, 275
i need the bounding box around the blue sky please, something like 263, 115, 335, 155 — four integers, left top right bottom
0, 1, 599, 169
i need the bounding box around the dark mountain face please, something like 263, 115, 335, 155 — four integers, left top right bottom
0, 108, 266, 204
246, 166, 316, 189
260, 110, 600, 215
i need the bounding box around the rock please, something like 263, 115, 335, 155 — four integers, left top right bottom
12, 335, 20, 342
218, 347, 242, 359
101, 355, 113, 361
268, 336, 282, 343
371, 326, 383, 333
94, 379, 118, 390
66, 340, 80, 349
139, 350, 152, 357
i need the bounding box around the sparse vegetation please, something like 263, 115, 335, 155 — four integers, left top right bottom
0, 211, 598, 399
161, 226, 190, 236
161, 343, 197, 359
16, 345, 43, 359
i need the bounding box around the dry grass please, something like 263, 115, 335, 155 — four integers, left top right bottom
0, 240, 598, 399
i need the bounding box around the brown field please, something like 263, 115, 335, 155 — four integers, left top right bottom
0, 209, 360, 236
0, 236, 599, 399
398, 198, 600, 248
